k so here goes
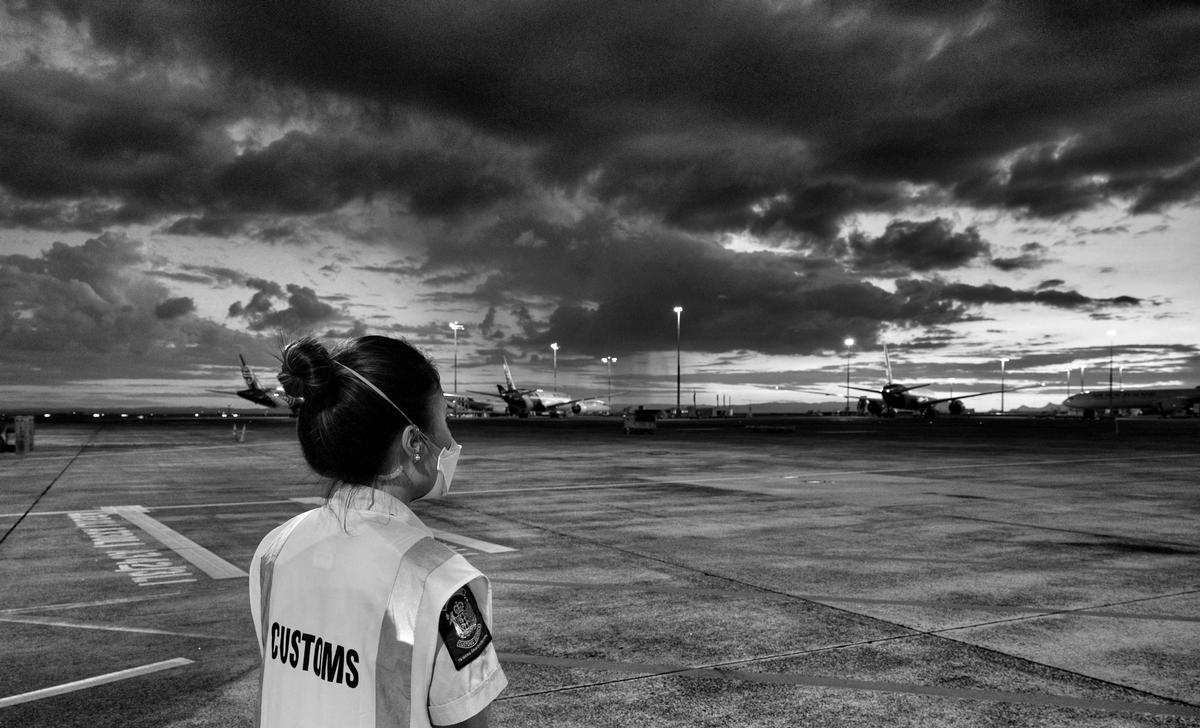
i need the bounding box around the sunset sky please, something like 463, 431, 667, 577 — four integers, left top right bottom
2, 1, 1198, 412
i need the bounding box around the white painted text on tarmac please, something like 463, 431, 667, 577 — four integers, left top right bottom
69, 510, 196, 586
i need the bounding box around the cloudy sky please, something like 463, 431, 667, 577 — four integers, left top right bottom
2, 0, 1198, 411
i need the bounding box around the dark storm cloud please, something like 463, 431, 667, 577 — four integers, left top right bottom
181, 265, 249, 287
0, 66, 228, 226
843, 218, 990, 274
228, 280, 340, 333
1, 0, 1186, 367
991, 242, 1050, 271
41, 231, 144, 303
0, 61, 523, 233
166, 215, 247, 238
6, 0, 1198, 238
895, 278, 1141, 311
427, 212, 964, 354
154, 296, 195, 319
210, 130, 521, 219
0, 233, 252, 359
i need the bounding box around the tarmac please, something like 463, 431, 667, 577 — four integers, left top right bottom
1, 414, 1198, 727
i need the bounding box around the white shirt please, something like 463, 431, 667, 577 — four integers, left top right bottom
250, 487, 507, 727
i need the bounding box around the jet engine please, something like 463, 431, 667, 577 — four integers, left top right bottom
948, 399, 965, 415
860, 397, 885, 416
572, 403, 582, 414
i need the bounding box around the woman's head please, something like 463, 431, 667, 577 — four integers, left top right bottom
278, 335, 447, 488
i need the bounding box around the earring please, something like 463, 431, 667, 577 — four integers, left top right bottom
413, 451, 422, 462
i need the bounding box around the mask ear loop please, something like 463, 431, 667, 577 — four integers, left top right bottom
336, 362, 424, 476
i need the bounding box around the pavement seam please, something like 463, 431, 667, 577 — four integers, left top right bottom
448, 499, 1200, 716
0, 425, 101, 549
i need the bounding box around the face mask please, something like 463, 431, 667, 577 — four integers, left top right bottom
417, 440, 462, 501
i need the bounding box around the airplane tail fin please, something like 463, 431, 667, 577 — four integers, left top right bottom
502, 357, 517, 392
883, 344, 894, 384
239, 354, 260, 390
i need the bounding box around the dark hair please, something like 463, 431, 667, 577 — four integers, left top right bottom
278, 334, 442, 486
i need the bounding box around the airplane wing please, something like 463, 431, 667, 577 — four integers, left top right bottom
445, 392, 502, 410
846, 385, 885, 394
920, 383, 1042, 407
544, 397, 593, 410
544, 391, 627, 410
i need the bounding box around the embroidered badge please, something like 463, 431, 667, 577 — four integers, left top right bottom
438, 587, 492, 670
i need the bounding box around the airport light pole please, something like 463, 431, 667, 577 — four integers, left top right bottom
1107, 329, 1116, 415
550, 342, 559, 391
1000, 358, 1008, 415
601, 356, 617, 404
673, 306, 683, 416
843, 337, 855, 415
449, 322, 464, 394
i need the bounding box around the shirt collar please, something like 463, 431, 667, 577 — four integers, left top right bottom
326, 485, 432, 534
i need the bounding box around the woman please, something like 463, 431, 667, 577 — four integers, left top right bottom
249, 335, 506, 728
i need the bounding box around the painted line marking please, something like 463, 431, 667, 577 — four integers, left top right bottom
498, 653, 1200, 717
290, 497, 516, 553
431, 529, 516, 554
7, 450, 1200, 519
102, 506, 247, 579
0, 615, 242, 641
0, 593, 180, 615
0, 658, 194, 708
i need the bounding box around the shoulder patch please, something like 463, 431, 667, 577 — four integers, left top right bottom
438, 587, 492, 670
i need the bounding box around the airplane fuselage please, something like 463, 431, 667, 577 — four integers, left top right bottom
878, 385, 967, 416
236, 387, 293, 409
515, 389, 575, 416
1063, 388, 1200, 416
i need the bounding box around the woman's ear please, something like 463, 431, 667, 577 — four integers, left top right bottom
400, 424, 424, 462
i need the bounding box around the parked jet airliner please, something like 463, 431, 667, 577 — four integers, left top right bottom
210, 354, 299, 413
847, 345, 1038, 420
1063, 387, 1200, 418
217, 355, 503, 417
470, 358, 600, 417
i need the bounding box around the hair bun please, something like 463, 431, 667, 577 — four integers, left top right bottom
278, 336, 336, 406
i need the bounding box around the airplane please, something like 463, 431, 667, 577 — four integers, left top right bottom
210, 354, 300, 414
573, 398, 613, 416
847, 346, 1037, 420
469, 358, 601, 417
1062, 387, 1200, 419
216, 356, 509, 418
443, 392, 506, 417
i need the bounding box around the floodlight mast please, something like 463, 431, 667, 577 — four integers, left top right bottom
843, 337, 855, 415
449, 322, 464, 393
1107, 329, 1117, 415
550, 342, 559, 391
1000, 358, 1008, 415
673, 306, 683, 416
601, 356, 617, 404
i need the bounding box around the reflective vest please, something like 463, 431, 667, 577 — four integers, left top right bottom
250, 488, 506, 727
